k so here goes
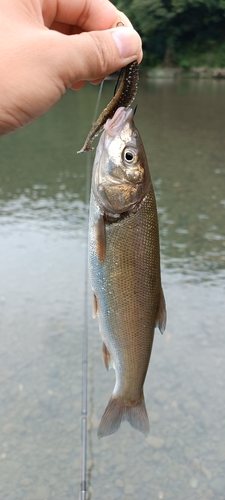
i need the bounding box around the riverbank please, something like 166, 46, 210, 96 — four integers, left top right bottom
147, 67, 225, 79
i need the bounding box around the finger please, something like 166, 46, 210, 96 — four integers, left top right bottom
45, 0, 132, 30
50, 22, 83, 35
71, 81, 86, 91
50, 21, 73, 35
46, 26, 142, 87
71, 77, 107, 91
89, 79, 105, 85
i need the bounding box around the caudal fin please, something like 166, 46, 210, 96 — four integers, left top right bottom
98, 396, 150, 438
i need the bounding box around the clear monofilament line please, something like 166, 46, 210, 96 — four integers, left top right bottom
80, 80, 104, 500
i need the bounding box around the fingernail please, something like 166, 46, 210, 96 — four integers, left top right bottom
112, 27, 142, 60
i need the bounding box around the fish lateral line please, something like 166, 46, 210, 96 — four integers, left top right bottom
77, 61, 139, 154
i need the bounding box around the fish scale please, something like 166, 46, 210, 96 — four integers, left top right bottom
88, 107, 166, 438
90, 190, 160, 400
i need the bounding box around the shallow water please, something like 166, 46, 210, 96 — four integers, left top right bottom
0, 78, 225, 500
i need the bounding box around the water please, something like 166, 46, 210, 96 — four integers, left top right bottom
0, 78, 225, 500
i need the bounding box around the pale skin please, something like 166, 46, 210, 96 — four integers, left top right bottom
0, 0, 142, 136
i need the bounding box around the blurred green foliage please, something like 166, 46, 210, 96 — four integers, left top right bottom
113, 0, 225, 67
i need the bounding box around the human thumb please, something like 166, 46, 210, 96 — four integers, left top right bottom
47, 26, 142, 88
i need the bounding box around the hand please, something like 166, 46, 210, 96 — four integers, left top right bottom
0, 0, 142, 135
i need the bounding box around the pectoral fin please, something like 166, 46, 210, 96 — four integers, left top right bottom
94, 214, 106, 263
93, 293, 98, 318
155, 287, 167, 334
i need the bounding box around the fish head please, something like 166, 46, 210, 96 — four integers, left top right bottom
92, 107, 151, 216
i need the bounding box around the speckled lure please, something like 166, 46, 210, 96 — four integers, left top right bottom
77, 60, 139, 153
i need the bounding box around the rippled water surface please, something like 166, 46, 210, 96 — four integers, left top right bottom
0, 79, 225, 500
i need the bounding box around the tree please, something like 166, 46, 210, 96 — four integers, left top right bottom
113, 0, 225, 66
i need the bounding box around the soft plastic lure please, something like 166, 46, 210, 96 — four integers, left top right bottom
77, 61, 139, 153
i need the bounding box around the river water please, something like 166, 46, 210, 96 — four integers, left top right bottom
0, 78, 225, 500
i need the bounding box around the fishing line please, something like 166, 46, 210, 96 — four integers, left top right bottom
80, 79, 104, 500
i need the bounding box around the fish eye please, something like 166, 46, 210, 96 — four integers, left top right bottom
123, 148, 138, 164
125, 151, 134, 162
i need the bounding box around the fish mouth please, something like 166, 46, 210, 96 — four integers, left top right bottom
104, 107, 134, 139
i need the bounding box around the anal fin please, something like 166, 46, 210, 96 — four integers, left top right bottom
93, 293, 98, 318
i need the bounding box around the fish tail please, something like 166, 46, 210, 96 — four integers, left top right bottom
98, 396, 150, 438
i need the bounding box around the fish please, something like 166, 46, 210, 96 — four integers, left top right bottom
89, 106, 166, 438
77, 61, 139, 153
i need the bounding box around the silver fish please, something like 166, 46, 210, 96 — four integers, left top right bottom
89, 106, 166, 438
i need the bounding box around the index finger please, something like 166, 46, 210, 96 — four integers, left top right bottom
45, 0, 132, 30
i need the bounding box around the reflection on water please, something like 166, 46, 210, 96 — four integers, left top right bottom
135, 79, 225, 281
0, 80, 225, 500
0, 193, 87, 234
